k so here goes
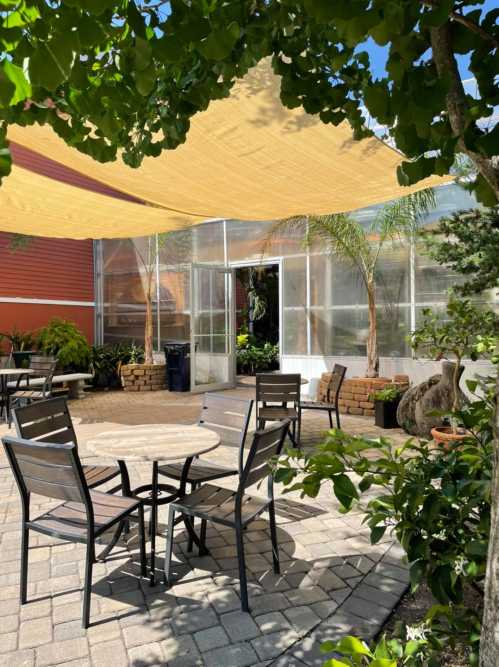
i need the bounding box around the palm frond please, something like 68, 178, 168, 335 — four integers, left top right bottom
373, 188, 436, 242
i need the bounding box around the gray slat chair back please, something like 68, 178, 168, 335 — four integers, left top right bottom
326, 364, 347, 404
256, 374, 301, 406
29, 356, 57, 397
198, 393, 253, 473
2, 435, 90, 507
238, 421, 289, 493
13, 398, 77, 446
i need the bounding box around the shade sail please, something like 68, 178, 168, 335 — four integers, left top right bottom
4, 60, 451, 239
0, 165, 195, 239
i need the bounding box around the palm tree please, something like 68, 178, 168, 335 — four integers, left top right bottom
270, 189, 436, 377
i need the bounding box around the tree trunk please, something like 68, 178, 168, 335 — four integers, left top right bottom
366, 281, 378, 378
479, 372, 499, 666
144, 272, 154, 365
430, 22, 499, 200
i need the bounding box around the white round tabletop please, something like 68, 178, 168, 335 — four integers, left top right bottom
86, 423, 220, 463
237, 374, 308, 386
0, 368, 34, 376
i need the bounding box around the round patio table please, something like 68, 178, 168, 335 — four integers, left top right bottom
86, 424, 220, 586
0, 368, 34, 424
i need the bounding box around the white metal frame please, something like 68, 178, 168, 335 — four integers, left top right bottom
228, 256, 283, 370
190, 263, 236, 393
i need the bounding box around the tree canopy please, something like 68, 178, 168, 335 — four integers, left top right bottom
0, 1, 497, 203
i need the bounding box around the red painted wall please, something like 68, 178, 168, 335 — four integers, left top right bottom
0, 232, 95, 346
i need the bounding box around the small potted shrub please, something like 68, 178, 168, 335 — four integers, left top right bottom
410, 294, 497, 447
37, 318, 91, 372
370, 385, 404, 429
0, 327, 36, 368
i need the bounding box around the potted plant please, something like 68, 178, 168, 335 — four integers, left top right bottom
410, 294, 497, 447
118, 237, 168, 391
90, 342, 145, 390
0, 327, 35, 367
370, 385, 405, 429
37, 318, 91, 372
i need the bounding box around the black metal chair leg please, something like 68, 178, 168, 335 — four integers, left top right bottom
82, 543, 94, 629
149, 462, 158, 586
297, 409, 302, 446
268, 500, 280, 574
335, 408, 341, 429
137, 505, 147, 577
163, 506, 175, 586
328, 410, 333, 429
187, 482, 197, 553
235, 521, 249, 612
20, 525, 29, 604
199, 519, 207, 556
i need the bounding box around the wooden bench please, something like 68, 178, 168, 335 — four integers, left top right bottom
8, 373, 93, 399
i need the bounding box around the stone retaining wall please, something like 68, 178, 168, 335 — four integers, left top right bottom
121, 363, 167, 391
318, 373, 409, 416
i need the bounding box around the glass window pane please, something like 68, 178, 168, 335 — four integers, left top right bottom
330, 309, 368, 356
227, 219, 306, 262
378, 305, 411, 357
283, 256, 307, 308
309, 254, 333, 307
310, 308, 333, 356
102, 237, 157, 347
283, 309, 307, 355
158, 268, 190, 345
376, 243, 410, 305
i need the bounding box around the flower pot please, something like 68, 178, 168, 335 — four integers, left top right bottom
374, 399, 400, 429
12, 350, 34, 368
431, 426, 469, 449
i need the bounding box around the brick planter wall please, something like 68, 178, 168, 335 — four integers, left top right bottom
121, 363, 167, 391
318, 373, 409, 416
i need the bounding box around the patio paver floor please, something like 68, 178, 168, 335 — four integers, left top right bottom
0, 387, 409, 666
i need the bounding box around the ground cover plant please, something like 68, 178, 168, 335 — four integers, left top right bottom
274, 359, 497, 665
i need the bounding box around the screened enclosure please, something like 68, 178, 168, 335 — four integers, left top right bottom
96, 183, 497, 384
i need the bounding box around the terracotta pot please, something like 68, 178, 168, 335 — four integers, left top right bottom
430, 426, 469, 449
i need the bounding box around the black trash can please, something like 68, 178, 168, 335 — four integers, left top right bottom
164, 341, 191, 392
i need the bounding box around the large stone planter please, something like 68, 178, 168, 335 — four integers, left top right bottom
318, 373, 409, 416
120, 363, 166, 392
397, 361, 465, 437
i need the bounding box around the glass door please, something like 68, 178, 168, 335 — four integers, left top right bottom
190, 264, 235, 392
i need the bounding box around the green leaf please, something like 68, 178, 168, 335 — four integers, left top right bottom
134, 36, 152, 71
29, 34, 75, 90
135, 66, 156, 96
199, 22, 240, 61
333, 473, 358, 510
334, 636, 373, 656
0, 143, 12, 181
370, 660, 397, 667
371, 525, 387, 544
0, 60, 31, 105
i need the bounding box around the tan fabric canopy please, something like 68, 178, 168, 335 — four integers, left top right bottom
3, 60, 451, 239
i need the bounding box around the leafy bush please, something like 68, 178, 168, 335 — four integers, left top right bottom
90, 342, 145, 388
37, 318, 90, 371
236, 335, 279, 375
370, 386, 404, 402
274, 371, 495, 664
0, 326, 35, 351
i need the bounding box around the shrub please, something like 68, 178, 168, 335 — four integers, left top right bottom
37, 318, 91, 371
370, 386, 404, 402
90, 342, 145, 388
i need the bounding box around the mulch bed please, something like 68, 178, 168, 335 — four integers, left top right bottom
381, 584, 483, 666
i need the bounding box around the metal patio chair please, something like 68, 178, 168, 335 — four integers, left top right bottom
1, 434, 146, 628
256, 373, 301, 445
158, 392, 253, 551
164, 421, 289, 612
297, 364, 347, 443
13, 397, 122, 491
8, 356, 57, 425
0, 353, 14, 422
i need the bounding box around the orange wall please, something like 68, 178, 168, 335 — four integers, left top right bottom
0, 233, 95, 347
0, 303, 94, 345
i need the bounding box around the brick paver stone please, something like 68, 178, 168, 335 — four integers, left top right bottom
0, 389, 412, 667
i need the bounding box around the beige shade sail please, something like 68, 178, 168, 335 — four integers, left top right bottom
4, 60, 451, 239
0, 165, 196, 239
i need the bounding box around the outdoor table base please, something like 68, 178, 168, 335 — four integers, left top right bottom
86, 424, 220, 588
